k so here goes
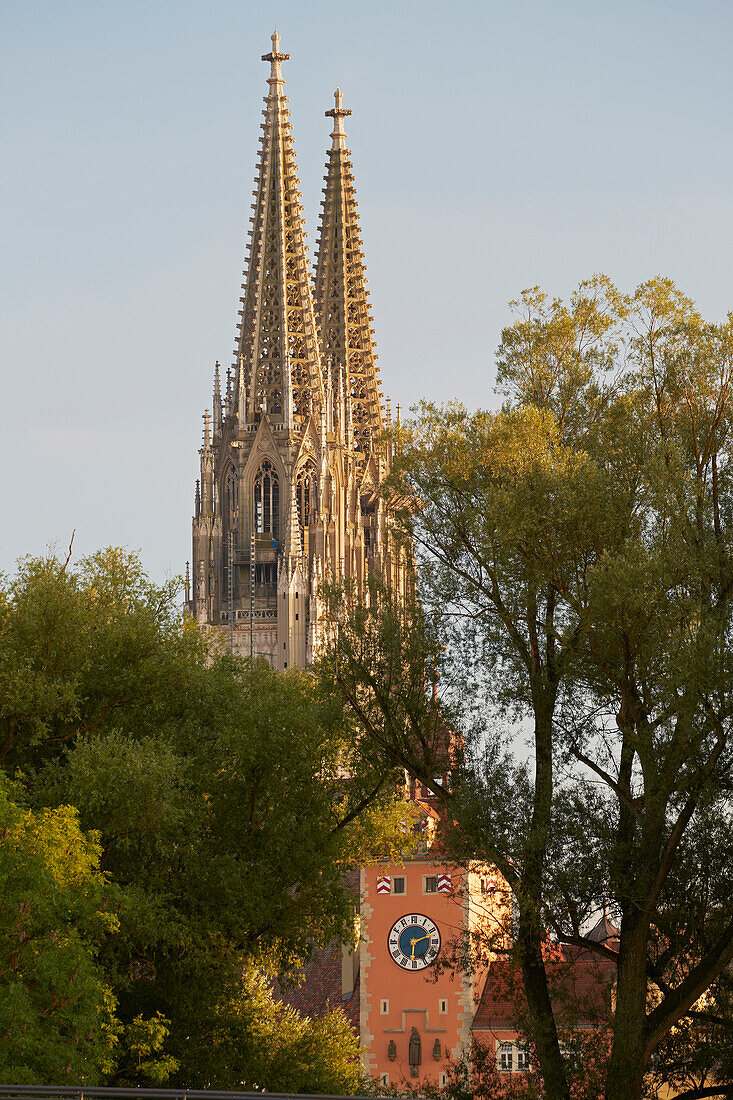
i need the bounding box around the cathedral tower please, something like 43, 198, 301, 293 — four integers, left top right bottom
189, 36, 407, 666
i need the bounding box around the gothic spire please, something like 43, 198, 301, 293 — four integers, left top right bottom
212, 361, 222, 437
283, 482, 303, 563
314, 89, 383, 469
234, 32, 323, 429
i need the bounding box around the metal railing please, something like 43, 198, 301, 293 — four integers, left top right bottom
0, 1089, 400, 1100
220, 607, 277, 622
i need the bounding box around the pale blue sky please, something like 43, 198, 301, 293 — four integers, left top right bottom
2, 0, 732, 582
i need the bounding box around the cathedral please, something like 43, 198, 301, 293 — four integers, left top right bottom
188, 32, 409, 663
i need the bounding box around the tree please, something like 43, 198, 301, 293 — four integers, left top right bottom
43, 657, 406, 1086
0, 547, 190, 772
0, 772, 117, 1082
644, 964, 733, 1099
326, 276, 630, 1100
326, 277, 733, 1100
1, 547, 405, 1088
179, 963, 365, 1094
544, 280, 733, 1098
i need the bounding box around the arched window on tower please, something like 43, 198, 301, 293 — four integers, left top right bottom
223, 469, 239, 541
221, 469, 239, 599
296, 460, 317, 538
254, 460, 280, 540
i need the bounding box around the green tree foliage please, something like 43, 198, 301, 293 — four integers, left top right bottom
0, 547, 404, 1089
107, 1012, 180, 1086
184, 964, 364, 1094
0, 774, 116, 1082
328, 277, 733, 1100
0, 548, 185, 771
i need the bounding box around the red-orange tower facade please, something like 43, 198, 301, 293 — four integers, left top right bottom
356, 781, 509, 1089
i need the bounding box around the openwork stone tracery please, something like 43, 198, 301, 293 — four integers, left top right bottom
190, 35, 409, 668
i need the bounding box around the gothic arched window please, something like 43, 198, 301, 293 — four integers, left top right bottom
254, 460, 279, 539
223, 469, 238, 538
296, 460, 317, 533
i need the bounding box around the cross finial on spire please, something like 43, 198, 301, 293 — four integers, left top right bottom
326, 86, 352, 150
262, 29, 289, 84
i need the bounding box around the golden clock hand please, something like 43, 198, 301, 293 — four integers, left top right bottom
409, 933, 431, 959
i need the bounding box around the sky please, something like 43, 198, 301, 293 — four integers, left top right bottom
2, 0, 733, 583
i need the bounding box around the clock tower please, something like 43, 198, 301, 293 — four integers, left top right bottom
358, 799, 509, 1089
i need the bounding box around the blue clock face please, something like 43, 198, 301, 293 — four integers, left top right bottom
388, 914, 441, 970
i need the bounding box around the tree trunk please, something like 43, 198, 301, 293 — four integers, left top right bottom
518, 696, 571, 1100
518, 915, 571, 1100
605, 1048, 646, 1100
604, 911, 650, 1100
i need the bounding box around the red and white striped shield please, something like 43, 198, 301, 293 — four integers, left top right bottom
376, 875, 391, 894
437, 873, 452, 893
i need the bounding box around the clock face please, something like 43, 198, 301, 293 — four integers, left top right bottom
388, 913, 441, 970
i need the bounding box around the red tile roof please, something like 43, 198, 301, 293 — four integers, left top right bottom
276, 942, 360, 1029
472, 948, 615, 1031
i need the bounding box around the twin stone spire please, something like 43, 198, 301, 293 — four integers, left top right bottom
233, 32, 383, 449
189, 34, 407, 669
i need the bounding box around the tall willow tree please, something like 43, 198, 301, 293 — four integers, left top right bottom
327, 277, 733, 1100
